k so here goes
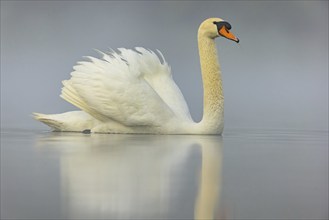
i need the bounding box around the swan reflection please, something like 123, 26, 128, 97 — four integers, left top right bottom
36, 133, 224, 219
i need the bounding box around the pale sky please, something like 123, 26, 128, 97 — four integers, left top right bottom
1, 1, 328, 131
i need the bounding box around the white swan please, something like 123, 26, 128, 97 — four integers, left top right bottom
34, 18, 239, 134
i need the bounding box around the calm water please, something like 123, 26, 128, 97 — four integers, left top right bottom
1, 128, 328, 219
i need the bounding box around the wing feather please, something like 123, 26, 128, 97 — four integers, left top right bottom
61, 48, 191, 127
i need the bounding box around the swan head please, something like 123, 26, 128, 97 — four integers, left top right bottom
199, 18, 239, 43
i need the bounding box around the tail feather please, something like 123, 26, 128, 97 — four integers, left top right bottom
33, 112, 64, 131
33, 111, 98, 132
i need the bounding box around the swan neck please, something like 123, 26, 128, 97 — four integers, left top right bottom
198, 34, 224, 133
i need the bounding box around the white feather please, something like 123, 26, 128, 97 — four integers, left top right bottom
45, 48, 193, 133
34, 18, 229, 134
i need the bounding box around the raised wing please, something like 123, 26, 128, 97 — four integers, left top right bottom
60, 48, 191, 127
120, 48, 192, 121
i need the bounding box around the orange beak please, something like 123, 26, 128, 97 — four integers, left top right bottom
218, 26, 239, 43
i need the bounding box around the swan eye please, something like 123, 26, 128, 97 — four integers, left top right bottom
213, 21, 232, 31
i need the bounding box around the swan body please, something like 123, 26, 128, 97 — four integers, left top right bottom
34, 18, 239, 134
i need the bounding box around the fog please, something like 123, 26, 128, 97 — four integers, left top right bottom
1, 1, 328, 131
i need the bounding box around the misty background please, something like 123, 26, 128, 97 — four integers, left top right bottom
1, 1, 328, 131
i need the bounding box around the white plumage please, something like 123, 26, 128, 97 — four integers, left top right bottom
34, 18, 239, 134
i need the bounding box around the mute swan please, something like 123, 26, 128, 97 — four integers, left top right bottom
34, 18, 239, 134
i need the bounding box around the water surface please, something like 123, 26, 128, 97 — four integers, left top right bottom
1, 129, 328, 219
